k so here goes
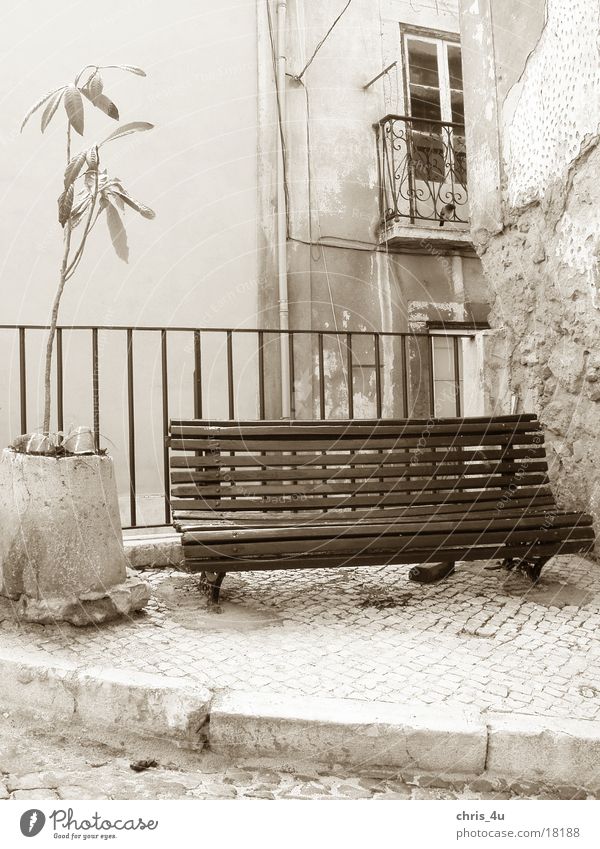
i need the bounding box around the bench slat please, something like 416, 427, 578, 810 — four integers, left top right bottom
169, 433, 544, 452
180, 539, 594, 573
171, 473, 549, 499
171, 459, 548, 484
182, 526, 593, 559
170, 446, 547, 469
169, 420, 541, 438
181, 511, 592, 545
170, 484, 554, 512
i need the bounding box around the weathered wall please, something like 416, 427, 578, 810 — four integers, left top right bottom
460, 0, 600, 527
259, 0, 488, 417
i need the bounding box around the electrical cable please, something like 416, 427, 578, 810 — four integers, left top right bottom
296, 0, 354, 81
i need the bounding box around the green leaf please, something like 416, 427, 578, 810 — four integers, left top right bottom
57, 185, 74, 227
63, 152, 87, 188
99, 121, 153, 146
20, 86, 65, 132
64, 85, 84, 135
40, 88, 64, 132
106, 201, 129, 261
103, 64, 146, 76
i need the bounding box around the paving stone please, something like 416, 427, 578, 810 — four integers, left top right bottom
57, 785, 110, 800
7, 772, 60, 792
13, 789, 58, 800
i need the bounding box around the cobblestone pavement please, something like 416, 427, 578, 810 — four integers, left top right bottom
0, 555, 599, 721
0, 716, 591, 800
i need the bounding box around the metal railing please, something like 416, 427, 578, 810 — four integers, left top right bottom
376, 114, 468, 226
0, 325, 475, 528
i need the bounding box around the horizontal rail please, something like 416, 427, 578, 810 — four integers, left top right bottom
0, 324, 476, 338
0, 325, 474, 529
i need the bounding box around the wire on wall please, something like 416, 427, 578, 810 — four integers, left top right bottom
295, 0, 354, 82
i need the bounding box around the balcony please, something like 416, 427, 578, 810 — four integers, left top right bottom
375, 114, 473, 252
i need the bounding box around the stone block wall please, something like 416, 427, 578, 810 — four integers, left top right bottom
461, 0, 600, 536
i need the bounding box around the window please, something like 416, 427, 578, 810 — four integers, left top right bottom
402, 31, 466, 187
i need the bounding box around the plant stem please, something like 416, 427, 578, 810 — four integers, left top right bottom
41, 127, 72, 435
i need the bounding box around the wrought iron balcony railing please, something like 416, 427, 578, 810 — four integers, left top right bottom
376, 114, 468, 227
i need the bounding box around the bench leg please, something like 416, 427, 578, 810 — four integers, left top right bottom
502, 555, 550, 583
199, 571, 226, 611
408, 562, 456, 584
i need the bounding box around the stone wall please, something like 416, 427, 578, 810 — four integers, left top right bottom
460, 0, 600, 531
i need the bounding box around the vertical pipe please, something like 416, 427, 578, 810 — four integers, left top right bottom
346, 333, 354, 419
57, 327, 64, 434
126, 328, 137, 527
428, 334, 436, 417
374, 333, 382, 419
161, 329, 170, 524
227, 330, 234, 419
453, 335, 462, 417
277, 0, 290, 418
19, 327, 26, 434
91, 328, 99, 451
318, 333, 325, 420
258, 331, 266, 419
193, 330, 202, 419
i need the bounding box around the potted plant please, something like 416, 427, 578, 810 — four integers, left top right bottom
0, 64, 156, 625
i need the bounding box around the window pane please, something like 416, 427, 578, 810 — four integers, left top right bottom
409, 84, 442, 121
450, 90, 464, 123
447, 44, 463, 90
407, 39, 440, 88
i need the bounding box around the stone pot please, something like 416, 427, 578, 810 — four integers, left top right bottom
0, 448, 150, 626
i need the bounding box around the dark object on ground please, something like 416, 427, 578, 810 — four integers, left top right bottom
130, 759, 158, 773
167, 415, 594, 606
409, 562, 456, 583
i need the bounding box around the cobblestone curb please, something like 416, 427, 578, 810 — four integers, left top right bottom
0, 648, 210, 746
2, 648, 600, 791
209, 690, 487, 774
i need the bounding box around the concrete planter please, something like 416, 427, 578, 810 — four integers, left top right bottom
0, 449, 150, 626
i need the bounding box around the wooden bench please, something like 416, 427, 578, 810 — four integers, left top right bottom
167, 414, 594, 607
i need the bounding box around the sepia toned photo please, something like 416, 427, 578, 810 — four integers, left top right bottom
0, 0, 598, 843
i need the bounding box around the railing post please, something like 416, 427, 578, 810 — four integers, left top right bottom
346, 333, 354, 419
91, 328, 99, 452
19, 327, 27, 434
161, 329, 170, 524
258, 331, 265, 419
193, 330, 202, 418
453, 335, 462, 417
374, 333, 382, 419
126, 328, 136, 527
318, 333, 325, 420
226, 330, 234, 420
57, 328, 64, 435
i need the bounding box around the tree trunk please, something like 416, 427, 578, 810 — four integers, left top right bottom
42, 224, 72, 435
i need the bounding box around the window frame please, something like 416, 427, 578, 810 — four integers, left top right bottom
399, 25, 463, 125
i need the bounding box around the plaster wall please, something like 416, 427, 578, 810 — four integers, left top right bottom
263, 0, 488, 417
0, 0, 259, 523
460, 0, 600, 530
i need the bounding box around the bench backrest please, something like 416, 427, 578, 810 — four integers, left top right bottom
168, 414, 554, 521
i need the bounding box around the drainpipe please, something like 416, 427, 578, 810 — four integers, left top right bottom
276, 0, 290, 417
